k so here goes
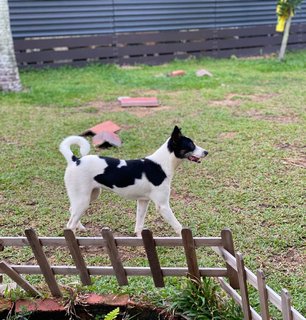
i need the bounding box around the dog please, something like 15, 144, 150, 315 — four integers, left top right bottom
59, 126, 208, 236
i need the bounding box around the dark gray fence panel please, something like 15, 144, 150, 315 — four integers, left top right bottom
112, 1, 302, 32
9, 0, 115, 38
8, 0, 306, 67
9, 0, 306, 38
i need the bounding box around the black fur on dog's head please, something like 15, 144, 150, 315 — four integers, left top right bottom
167, 126, 207, 162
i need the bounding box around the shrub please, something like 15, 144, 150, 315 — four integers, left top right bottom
169, 278, 242, 320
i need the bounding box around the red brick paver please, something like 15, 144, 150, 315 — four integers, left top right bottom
118, 97, 159, 107
92, 131, 122, 148
15, 299, 65, 313
84, 293, 130, 306
82, 120, 121, 136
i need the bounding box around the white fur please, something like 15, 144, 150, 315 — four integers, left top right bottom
60, 133, 207, 236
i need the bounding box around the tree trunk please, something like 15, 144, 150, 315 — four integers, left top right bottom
278, 16, 292, 61
0, 0, 22, 92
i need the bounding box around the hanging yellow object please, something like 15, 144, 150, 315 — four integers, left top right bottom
276, 1, 294, 32
276, 15, 287, 32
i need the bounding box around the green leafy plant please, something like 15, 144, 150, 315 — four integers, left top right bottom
276, 0, 303, 17
6, 305, 32, 320
3, 285, 30, 302
95, 307, 120, 320
169, 278, 242, 320
104, 307, 120, 320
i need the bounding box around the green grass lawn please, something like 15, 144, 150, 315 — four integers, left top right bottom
0, 50, 305, 318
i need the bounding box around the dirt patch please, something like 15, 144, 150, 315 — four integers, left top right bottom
282, 157, 306, 168
210, 93, 299, 123
118, 246, 147, 262
171, 190, 201, 205
210, 93, 278, 108
269, 248, 305, 274
219, 132, 237, 139
87, 100, 170, 118
210, 94, 242, 108
244, 109, 299, 123
276, 143, 306, 168
276, 143, 306, 153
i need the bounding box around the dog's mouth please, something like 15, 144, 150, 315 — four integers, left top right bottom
188, 155, 201, 163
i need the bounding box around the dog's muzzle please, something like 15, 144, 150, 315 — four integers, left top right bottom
188, 150, 208, 163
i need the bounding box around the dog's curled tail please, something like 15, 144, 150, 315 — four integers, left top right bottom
59, 136, 90, 164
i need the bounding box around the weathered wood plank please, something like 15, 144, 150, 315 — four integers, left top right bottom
0, 241, 3, 284
181, 228, 200, 281
218, 277, 262, 320
246, 267, 304, 320
16, 46, 114, 63
101, 228, 128, 286
116, 29, 214, 44
25, 228, 62, 297
0, 236, 222, 247
236, 252, 251, 320
14, 34, 114, 50
64, 229, 91, 286
141, 229, 164, 287
1, 229, 305, 320
282, 289, 293, 320
221, 228, 239, 289
0, 261, 41, 297
8, 265, 227, 277
257, 269, 270, 320
12, 24, 306, 68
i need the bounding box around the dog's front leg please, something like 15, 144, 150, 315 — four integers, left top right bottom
134, 200, 150, 237
157, 203, 182, 236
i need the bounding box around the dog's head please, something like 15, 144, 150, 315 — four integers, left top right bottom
168, 126, 208, 163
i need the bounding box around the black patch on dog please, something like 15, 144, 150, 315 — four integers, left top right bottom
94, 157, 167, 188
168, 126, 196, 159
72, 155, 81, 166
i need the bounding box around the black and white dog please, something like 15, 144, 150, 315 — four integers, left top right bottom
60, 126, 208, 236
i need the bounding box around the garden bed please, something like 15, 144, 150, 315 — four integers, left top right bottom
0, 295, 182, 320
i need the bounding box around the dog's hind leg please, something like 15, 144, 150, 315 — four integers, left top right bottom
90, 188, 100, 203
134, 200, 150, 237
67, 195, 91, 233
75, 189, 100, 231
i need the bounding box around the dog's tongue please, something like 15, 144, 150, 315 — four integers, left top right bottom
188, 156, 201, 163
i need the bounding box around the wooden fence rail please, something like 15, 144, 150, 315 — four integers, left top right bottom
12, 24, 306, 68
0, 227, 305, 320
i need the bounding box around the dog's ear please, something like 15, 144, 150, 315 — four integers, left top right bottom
171, 126, 182, 143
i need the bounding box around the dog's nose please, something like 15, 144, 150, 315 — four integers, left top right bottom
203, 150, 209, 156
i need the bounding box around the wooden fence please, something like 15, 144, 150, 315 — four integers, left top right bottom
14, 24, 306, 68
0, 227, 305, 320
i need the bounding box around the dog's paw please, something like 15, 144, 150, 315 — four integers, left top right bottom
134, 231, 142, 237
77, 223, 86, 231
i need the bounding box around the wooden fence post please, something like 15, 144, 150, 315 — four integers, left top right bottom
257, 269, 270, 320
181, 228, 200, 281
221, 228, 239, 289
101, 228, 128, 286
25, 228, 62, 297
236, 252, 252, 320
281, 289, 293, 320
0, 240, 3, 284
0, 261, 41, 297
64, 229, 91, 286
141, 229, 164, 287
